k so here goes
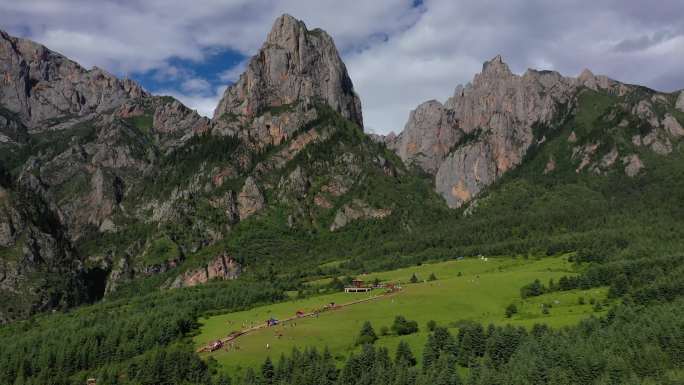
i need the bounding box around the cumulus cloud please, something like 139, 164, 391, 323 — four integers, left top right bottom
1, 0, 683, 133
219, 59, 249, 83
181, 77, 212, 93
346, 0, 684, 133
159, 85, 228, 118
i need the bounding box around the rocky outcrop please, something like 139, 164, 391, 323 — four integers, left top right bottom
153, 98, 210, 135
622, 154, 644, 177
329, 199, 391, 231
0, 30, 146, 128
663, 114, 684, 137
212, 14, 362, 147
435, 141, 499, 206
170, 253, 241, 288
238, 176, 265, 220
278, 166, 310, 202
543, 156, 556, 174
676, 91, 684, 112
389, 54, 681, 207
387, 56, 580, 207
394, 100, 461, 173
434, 57, 582, 207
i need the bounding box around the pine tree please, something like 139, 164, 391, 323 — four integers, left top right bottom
422, 333, 439, 370
395, 341, 417, 366
261, 356, 274, 385
410, 273, 419, 283
357, 321, 379, 345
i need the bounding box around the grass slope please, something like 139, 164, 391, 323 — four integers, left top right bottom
196, 255, 608, 376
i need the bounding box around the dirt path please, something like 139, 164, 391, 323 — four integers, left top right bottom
198, 288, 401, 353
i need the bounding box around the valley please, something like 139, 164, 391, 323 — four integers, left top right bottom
1, 9, 683, 385
196, 255, 608, 376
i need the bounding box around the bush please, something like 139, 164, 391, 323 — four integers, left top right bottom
428, 273, 437, 281
505, 303, 518, 318
410, 273, 419, 283
380, 325, 389, 336
427, 320, 437, 331
520, 279, 546, 298
392, 315, 419, 336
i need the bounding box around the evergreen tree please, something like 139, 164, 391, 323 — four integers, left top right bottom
261, 357, 274, 385
356, 321, 379, 345
505, 303, 518, 318
395, 341, 417, 367
410, 273, 419, 283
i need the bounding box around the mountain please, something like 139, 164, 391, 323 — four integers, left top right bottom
213, 14, 363, 143
1, 12, 684, 385
386, 55, 684, 208
0, 14, 433, 322
1, 13, 684, 325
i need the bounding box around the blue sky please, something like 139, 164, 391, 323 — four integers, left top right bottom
1, 0, 683, 133
132, 49, 245, 93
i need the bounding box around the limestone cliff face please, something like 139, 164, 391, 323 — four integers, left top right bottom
677, 91, 684, 112
169, 253, 241, 289
388, 56, 639, 207
388, 56, 683, 208
434, 57, 579, 207
394, 100, 461, 174
0, 30, 147, 128
213, 14, 362, 147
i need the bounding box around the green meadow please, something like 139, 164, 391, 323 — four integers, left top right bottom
195, 256, 608, 376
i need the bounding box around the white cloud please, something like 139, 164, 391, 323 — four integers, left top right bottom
159, 85, 228, 118
181, 77, 212, 93
219, 59, 249, 83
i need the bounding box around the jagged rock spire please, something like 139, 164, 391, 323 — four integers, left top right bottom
213, 14, 363, 127
481, 54, 512, 77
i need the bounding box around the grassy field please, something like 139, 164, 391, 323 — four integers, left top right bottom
195, 256, 608, 376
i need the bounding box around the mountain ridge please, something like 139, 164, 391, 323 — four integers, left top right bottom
383, 54, 684, 207
1, 14, 684, 325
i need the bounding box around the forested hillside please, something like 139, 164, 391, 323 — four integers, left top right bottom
1, 12, 684, 385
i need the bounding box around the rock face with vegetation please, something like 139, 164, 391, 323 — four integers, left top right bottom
392, 100, 461, 174
0, 30, 146, 129
2, 13, 684, 385
388, 55, 684, 208
213, 14, 362, 148
0, 15, 407, 322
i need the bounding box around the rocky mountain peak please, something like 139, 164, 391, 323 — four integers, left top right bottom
393, 56, 578, 208
265, 13, 310, 46
213, 14, 363, 129
578, 68, 595, 82
0, 30, 147, 128
479, 54, 513, 79
393, 99, 461, 174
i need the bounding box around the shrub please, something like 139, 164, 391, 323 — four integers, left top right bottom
427, 320, 437, 331
392, 315, 419, 336
505, 303, 518, 318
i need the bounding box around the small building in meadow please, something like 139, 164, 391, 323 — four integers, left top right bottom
344, 279, 372, 293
